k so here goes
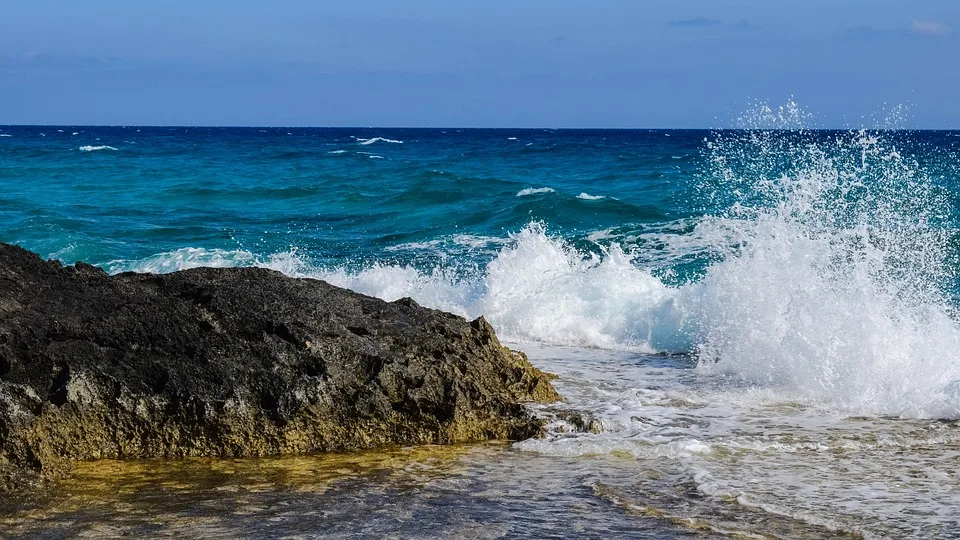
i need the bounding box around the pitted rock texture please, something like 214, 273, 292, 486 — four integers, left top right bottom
0, 243, 558, 494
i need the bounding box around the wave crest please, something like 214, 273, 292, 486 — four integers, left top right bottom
79, 145, 118, 152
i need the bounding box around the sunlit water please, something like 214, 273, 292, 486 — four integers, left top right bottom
3, 104, 960, 537
7, 346, 955, 538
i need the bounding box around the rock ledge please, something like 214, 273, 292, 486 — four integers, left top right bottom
0, 244, 558, 494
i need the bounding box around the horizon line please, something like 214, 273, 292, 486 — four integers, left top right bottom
2, 124, 958, 131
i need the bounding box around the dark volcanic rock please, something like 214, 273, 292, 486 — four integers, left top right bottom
0, 243, 558, 494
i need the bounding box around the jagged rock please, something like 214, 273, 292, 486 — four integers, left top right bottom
0, 243, 559, 494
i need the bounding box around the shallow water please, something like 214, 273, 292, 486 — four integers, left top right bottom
522, 346, 960, 539
0, 443, 713, 539
6, 345, 957, 538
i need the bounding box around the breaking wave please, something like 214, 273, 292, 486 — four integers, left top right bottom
516, 187, 555, 196
355, 137, 403, 145
107, 109, 960, 418
79, 145, 118, 152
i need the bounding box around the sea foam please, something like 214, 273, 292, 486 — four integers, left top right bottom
79, 145, 118, 152
356, 137, 403, 145
516, 187, 555, 197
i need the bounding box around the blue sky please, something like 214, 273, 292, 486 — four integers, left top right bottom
2, 1, 958, 127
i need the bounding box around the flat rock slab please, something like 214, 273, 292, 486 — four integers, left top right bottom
0, 243, 558, 494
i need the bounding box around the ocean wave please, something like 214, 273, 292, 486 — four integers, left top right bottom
317, 126, 960, 418
355, 136, 403, 145
385, 234, 506, 254
104, 248, 258, 274
100, 122, 960, 419
577, 192, 607, 200
0, 134, 11, 138
516, 187, 555, 197
79, 145, 118, 152
300, 223, 683, 353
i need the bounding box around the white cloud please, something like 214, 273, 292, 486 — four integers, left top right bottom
909, 20, 954, 37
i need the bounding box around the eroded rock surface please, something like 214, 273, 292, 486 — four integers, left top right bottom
0, 243, 558, 494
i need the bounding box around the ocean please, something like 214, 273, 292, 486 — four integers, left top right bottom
2, 120, 960, 538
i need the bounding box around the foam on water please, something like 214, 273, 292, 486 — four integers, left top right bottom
355, 136, 403, 145
516, 187, 555, 196
105, 248, 258, 274
684, 122, 960, 418
577, 192, 607, 200
79, 145, 118, 152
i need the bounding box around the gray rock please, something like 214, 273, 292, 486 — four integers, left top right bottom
0, 243, 558, 494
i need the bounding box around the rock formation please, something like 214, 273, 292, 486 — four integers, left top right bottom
0, 243, 558, 494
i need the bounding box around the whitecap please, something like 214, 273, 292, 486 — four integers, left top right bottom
356, 137, 403, 145
79, 145, 118, 152
105, 248, 258, 274
577, 192, 606, 200
516, 187, 555, 197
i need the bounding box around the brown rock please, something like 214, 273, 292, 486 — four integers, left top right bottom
0, 243, 558, 494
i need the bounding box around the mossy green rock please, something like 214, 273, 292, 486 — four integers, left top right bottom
0, 243, 558, 494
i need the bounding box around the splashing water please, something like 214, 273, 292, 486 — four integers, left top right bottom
334, 121, 960, 417
98, 113, 960, 418
688, 121, 960, 417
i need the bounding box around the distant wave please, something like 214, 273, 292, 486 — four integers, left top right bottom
356, 137, 403, 146
516, 187, 555, 197
327, 150, 347, 154
577, 192, 607, 200
0, 134, 11, 138
79, 145, 118, 152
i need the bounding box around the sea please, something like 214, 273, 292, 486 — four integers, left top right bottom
3, 109, 960, 538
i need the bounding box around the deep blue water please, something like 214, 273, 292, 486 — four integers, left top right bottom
0, 127, 702, 267
3, 126, 958, 280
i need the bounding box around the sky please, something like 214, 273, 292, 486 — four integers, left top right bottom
2, 1, 959, 128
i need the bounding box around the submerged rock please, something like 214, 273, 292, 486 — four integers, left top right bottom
0, 243, 558, 494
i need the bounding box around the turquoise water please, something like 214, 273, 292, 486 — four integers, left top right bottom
0, 127, 696, 268
5, 123, 960, 537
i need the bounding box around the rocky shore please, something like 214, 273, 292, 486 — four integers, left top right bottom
0, 243, 559, 495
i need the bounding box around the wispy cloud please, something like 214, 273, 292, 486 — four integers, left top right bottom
840, 20, 954, 41
910, 20, 954, 37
